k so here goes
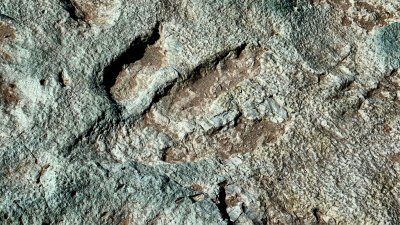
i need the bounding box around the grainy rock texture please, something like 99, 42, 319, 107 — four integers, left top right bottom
1, 0, 400, 224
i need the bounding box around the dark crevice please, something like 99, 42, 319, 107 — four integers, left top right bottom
338, 77, 355, 91
61, 0, 79, 21
95, 161, 110, 178
152, 79, 176, 104
232, 110, 243, 127
0, 14, 16, 22
235, 43, 247, 57
175, 197, 184, 203
99, 23, 161, 119
313, 208, 320, 224
40, 79, 47, 86
116, 184, 125, 191
102, 22, 161, 95
217, 181, 233, 225
70, 190, 77, 197
36, 175, 41, 184
13, 200, 23, 211
58, 72, 67, 87
161, 146, 170, 162
390, 68, 398, 76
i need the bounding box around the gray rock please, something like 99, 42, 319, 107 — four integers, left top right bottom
1, 0, 400, 224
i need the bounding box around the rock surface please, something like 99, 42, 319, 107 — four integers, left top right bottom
1, 0, 400, 224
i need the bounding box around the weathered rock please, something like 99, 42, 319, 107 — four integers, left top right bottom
1, 0, 400, 224
71, 0, 121, 26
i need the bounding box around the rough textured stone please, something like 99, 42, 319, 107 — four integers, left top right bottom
1, 0, 400, 224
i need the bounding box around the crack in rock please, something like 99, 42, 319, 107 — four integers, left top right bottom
102, 22, 161, 96
216, 181, 234, 225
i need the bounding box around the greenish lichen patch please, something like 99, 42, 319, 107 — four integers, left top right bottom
266, 0, 314, 19
376, 22, 400, 68
267, 0, 297, 16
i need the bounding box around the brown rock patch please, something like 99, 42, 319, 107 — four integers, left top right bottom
118, 218, 132, 225
326, 1, 393, 31
71, 0, 120, 25
110, 41, 166, 103
217, 120, 286, 159
366, 69, 400, 101
164, 146, 198, 163
164, 120, 286, 163
225, 193, 242, 208
140, 45, 165, 68
0, 50, 11, 61
141, 110, 176, 137
327, 0, 352, 11
341, 17, 352, 26
6, 159, 38, 180
169, 47, 265, 112
191, 184, 204, 192
392, 153, 400, 164
0, 21, 16, 41
189, 194, 204, 202
353, 2, 393, 31
1, 80, 19, 104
